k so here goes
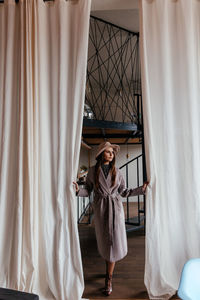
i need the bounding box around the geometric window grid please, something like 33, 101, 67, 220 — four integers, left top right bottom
85, 16, 141, 125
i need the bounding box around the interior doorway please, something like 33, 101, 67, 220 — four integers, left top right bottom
77, 1, 148, 298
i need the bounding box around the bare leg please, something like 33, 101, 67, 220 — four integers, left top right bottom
103, 261, 115, 296
106, 260, 115, 276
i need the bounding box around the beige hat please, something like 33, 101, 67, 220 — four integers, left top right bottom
95, 141, 120, 159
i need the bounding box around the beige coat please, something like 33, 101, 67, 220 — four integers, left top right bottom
78, 166, 144, 262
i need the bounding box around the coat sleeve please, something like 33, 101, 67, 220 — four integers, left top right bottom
118, 171, 145, 197
76, 167, 94, 197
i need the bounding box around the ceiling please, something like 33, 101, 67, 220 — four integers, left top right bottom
91, 0, 140, 33
91, 9, 140, 33
91, 0, 139, 11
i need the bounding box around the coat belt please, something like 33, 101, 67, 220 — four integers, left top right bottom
95, 191, 120, 246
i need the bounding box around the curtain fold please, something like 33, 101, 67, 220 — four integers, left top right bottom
0, 0, 91, 299
140, 0, 200, 299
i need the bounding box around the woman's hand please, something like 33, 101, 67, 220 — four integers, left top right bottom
73, 181, 79, 194
142, 181, 149, 193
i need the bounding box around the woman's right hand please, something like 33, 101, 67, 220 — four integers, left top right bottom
73, 181, 79, 194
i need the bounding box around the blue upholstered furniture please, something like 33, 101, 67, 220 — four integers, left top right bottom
178, 258, 200, 300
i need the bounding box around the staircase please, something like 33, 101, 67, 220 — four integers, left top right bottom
119, 154, 146, 232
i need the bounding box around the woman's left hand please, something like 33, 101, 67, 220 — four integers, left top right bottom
142, 181, 149, 193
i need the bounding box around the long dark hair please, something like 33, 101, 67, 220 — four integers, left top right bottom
95, 151, 116, 189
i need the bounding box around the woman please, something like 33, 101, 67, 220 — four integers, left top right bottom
74, 141, 148, 296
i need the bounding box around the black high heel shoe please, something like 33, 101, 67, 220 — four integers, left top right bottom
103, 273, 112, 296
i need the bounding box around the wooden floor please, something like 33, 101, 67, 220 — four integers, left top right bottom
79, 203, 179, 300
79, 224, 179, 300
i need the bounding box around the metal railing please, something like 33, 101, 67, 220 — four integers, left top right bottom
119, 154, 146, 232
77, 190, 93, 224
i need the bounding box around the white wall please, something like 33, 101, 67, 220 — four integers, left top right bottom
86, 87, 140, 124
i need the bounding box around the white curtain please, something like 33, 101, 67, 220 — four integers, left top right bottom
0, 0, 91, 299
140, 0, 200, 299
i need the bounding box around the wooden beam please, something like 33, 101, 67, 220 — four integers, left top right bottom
83, 119, 138, 131
81, 139, 92, 150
